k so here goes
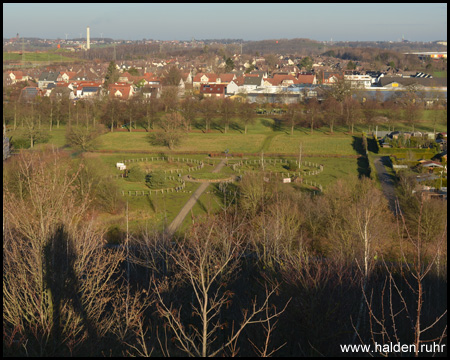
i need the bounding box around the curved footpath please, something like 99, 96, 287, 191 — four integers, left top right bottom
166, 158, 227, 236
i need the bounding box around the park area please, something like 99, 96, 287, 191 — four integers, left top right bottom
7, 112, 446, 237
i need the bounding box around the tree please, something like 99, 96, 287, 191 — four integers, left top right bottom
163, 66, 182, 87
104, 61, 119, 88
264, 53, 278, 74
238, 102, 257, 134
127, 67, 140, 76
218, 97, 236, 133
179, 97, 198, 132
159, 86, 179, 113
154, 111, 187, 149
199, 97, 219, 132
65, 124, 105, 151
342, 96, 362, 134
323, 77, 353, 117
2, 149, 132, 356
151, 216, 288, 357
101, 97, 121, 132
19, 112, 49, 148
346, 60, 356, 70
322, 97, 341, 133
283, 103, 302, 135
224, 57, 235, 72
141, 96, 160, 131
403, 93, 423, 133
305, 98, 321, 134
299, 56, 313, 71
356, 198, 447, 357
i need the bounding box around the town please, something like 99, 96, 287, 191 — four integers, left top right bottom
3, 4, 447, 357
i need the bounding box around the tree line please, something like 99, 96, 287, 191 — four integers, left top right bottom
4, 78, 446, 151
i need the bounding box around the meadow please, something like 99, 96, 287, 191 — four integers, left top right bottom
3, 49, 79, 63
8, 110, 446, 236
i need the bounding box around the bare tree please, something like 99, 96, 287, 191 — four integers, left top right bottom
238, 101, 257, 134
152, 216, 288, 357
283, 102, 303, 135
65, 124, 106, 151
305, 98, 321, 134
153, 111, 187, 149
3, 149, 130, 356
354, 199, 447, 356
218, 97, 236, 133
179, 96, 198, 132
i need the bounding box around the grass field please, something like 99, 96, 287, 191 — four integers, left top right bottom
3, 50, 79, 63
7, 110, 445, 237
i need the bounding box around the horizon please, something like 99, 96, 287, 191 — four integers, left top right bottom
3, 3, 447, 43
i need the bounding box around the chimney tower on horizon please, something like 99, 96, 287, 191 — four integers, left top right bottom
87, 26, 90, 50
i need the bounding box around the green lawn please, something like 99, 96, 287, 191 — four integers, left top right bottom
267, 132, 359, 155
3, 50, 79, 63
98, 131, 268, 153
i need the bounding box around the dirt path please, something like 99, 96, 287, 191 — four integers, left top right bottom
373, 155, 399, 215
166, 158, 227, 236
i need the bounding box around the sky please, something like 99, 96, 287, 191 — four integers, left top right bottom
3, 3, 447, 42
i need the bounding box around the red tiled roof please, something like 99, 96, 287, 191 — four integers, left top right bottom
9, 70, 23, 79
193, 73, 218, 83
219, 73, 236, 83
296, 74, 315, 84
233, 76, 244, 86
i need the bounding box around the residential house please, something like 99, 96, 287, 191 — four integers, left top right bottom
344, 74, 373, 89
296, 73, 317, 85
181, 72, 193, 84
38, 71, 59, 89
322, 71, 343, 85
57, 71, 77, 83
240, 75, 264, 92
216, 73, 236, 84
108, 83, 135, 100
192, 73, 218, 90
118, 72, 135, 83
225, 79, 240, 95
269, 74, 299, 87
19, 86, 44, 101
200, 84, 227, 98
140, 85, 161, 99
5, 70, 30, 86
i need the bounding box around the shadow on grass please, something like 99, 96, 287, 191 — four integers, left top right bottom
196, 199, 209, 214
229, 122, 243, 134
260, 118, 284, 132
367, 136, 379, 154
352, 136, 371, 178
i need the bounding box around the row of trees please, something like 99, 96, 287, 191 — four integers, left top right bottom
3, 78, 446, 150
3, 148, 447, 356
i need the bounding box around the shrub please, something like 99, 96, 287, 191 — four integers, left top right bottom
284, 160, 298, 171
126, 164, 145, 182
145, 171, 167, 189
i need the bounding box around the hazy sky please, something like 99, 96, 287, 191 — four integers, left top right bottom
3, 3, 447, 42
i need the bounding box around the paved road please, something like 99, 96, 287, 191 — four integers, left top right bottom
373, 156, 399, 215
166, 158, 227, 236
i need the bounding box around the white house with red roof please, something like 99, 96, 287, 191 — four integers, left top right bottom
193, 73, 219, 90
5, 70, 30, 85
108, 82, 135, 100
57, 71, 77, 83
